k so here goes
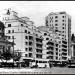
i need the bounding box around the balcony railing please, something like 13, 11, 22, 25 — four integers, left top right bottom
62, 45, 67, 48
62, 49, 67, 52
47, 46, 54, 50
47, 41, 54, 46
46, 56, 53, 59
62, 41, 67, 44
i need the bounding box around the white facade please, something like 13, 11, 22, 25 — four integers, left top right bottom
45, 12, 71, 61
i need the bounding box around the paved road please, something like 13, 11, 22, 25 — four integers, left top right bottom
0, 67, 75, 74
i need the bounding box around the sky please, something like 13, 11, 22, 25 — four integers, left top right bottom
0, 1, 75, 34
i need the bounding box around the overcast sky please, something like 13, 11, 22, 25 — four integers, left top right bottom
0, 1, 75, 34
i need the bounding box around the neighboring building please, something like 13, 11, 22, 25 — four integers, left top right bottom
71, 34, 75, 61
37, 26, 68, 62
45, 12, 71, 61
0, 21, 14, 60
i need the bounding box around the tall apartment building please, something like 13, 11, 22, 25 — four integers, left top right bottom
45, 12, 71, 60
0, 9, 49, 67
37, 26, 68, 62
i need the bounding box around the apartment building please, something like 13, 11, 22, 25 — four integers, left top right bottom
37, 26, 68, 63
0, 21, 14, 61
45, 12, 71, 61
0, 9, 48, 67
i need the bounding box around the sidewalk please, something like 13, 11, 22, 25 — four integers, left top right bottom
0, 67, 75, 74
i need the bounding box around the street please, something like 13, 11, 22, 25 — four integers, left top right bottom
0, 67, 75, 74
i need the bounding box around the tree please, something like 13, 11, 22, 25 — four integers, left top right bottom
1, 50, 13, 60
13, 52, 21, 62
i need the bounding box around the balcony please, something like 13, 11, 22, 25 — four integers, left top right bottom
47, 41, 54, 46
62, 49, 67, 52
62, 41, 67, 44
36, 54, 42, 59
46, 56, 53, 59
55, 44, 58, 47
47, 46, 54, 50
36, 49, 42, 53
62, 45, 67, 48
29, 47, 33, 52
29, 41, 33, 46
62, 57, 67, 60
36, 43, 42, 48
62, 52, 67, 56
46, 51, 53, 55
29, 36, 33, 41
36, 38, 42, 43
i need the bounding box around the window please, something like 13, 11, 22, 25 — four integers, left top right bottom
55, 16, 58, 18
28, 31, 30, 34
62, 31, 64, 33
56, 57, 58, 59
46, 38, 49, 40
56, 53, 58, 55
56, 48, 58, 51
55, 24, 58, 26
25, 36, 28, 39
62, 23, 64, 25
12, 36, 14, 39
8, 24, 11, 27
25, 54, 27, 57
29, 53, 32, 57
44, 33, 47, 36
29, 47, 32, 51
8, 36, 10, 39
62, 16, 64, 18
8, 30, 11, 33
25, 48, 28, 51
26, 26, 28, 28
62, 20, 64, 22
21, 24, 23, 26
62, 27, 64, 29
25, 42, 28, 45
12, 30, 14, 33
55, 20, 58, 22
25, 30, 27, 33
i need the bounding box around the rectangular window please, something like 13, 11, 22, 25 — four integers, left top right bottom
8, 36, 10, 39
12, 36, 14, 39
21, 24, 23, 26
55, 16, 58, 18
25, 30, 27, 33
62, 16, 64, 18
25, 54, 27, 57
28, 31, 30, 34
62, 20, 65, 22
25, 48, 28, 51
46, 38, 49, 40
12, 30, 14, 33
8, 30, 11, 33
29, 53, 32, 57
44, 33, 47, 36
62, 27, 64, 29
55, 20, 58, 22
8, 24, 11, 27
55, 24, 58, 26
25, 42, 28, 45
25, 36, 28, 39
